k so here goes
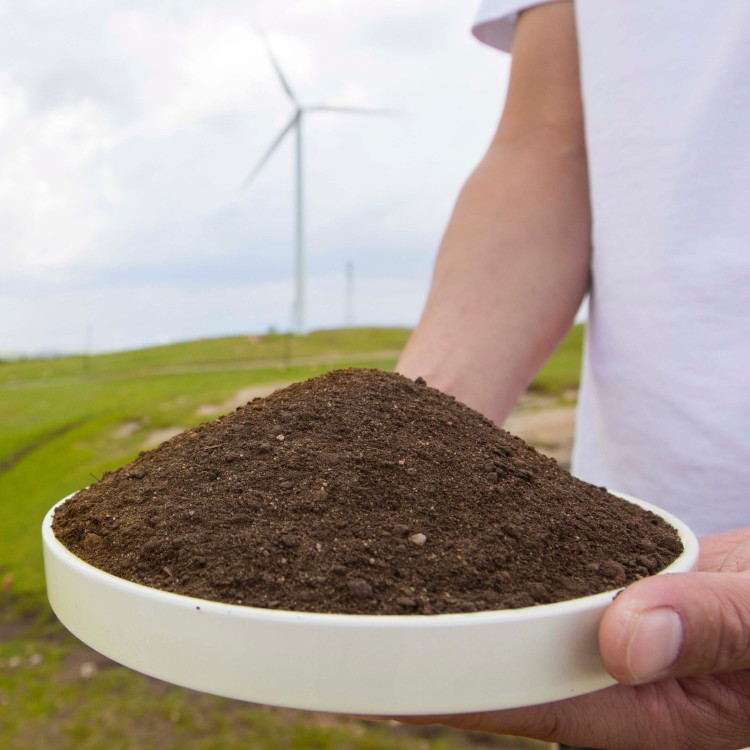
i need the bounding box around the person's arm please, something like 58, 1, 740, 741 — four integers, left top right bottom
397, 2, 590, 425
387, 5, 750, 748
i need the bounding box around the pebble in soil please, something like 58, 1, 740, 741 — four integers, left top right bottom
52, 368, 683, 615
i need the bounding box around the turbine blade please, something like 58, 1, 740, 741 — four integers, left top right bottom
306, 105, 398, 117
240, 115, 297, 192
252, 17, 298, 105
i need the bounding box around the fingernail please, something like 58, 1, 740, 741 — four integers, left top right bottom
626, 607, 683, 683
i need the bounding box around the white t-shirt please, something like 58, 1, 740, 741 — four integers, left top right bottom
473, 0, 750, 536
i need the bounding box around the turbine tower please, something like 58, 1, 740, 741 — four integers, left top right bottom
241, 23, 391, 334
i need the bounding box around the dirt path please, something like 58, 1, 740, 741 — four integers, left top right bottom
505, 404, 576, 469
195, 383, 289, 418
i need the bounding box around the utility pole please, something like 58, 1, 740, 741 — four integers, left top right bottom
345, 260, 354, 328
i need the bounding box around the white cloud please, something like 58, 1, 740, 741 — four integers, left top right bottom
0, 76, 114, 278
0, 0, 509, 353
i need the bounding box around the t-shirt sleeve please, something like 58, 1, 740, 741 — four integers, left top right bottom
472, 0, 567, 53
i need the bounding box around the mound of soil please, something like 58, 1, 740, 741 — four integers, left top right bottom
52, 369, 682, 615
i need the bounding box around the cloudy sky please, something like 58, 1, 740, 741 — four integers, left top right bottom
0, 0, 510, 354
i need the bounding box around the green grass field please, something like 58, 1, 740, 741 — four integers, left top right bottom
0, 325, 582, 750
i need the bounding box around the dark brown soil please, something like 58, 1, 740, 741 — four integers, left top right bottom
52, 369, 682, 615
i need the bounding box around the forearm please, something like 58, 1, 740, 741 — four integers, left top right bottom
397, 1, 590, 425
398, 136, 591, 424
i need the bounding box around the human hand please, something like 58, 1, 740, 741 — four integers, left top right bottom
385, 528, 750, 750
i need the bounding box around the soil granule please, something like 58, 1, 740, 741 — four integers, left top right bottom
52, 369, 682, 615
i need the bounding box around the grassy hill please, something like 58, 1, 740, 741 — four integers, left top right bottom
0, 325, 581, 750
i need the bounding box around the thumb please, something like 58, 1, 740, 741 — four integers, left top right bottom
599, 571, 750, 685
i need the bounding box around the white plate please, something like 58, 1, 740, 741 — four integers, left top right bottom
42, 492, 699, 715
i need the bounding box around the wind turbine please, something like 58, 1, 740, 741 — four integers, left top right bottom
241, 23, 393, 334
